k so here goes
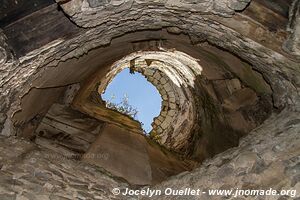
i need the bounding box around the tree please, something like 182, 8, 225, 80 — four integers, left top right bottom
105, 94, 138, 119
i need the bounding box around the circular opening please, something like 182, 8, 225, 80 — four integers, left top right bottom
101, 68, 162, 133
96, 50, 199, 151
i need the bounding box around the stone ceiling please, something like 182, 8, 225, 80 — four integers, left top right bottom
0, 0, 299, 199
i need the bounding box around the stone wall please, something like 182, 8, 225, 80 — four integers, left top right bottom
0, 108, 298, 200
82, 123, 195, 186
58, 0, 251, 27
143, 68, 181, 137
0, 1, 299, 198
284, 0, 300, 57
0, 136, 128, 200
26, 103, 196, 186
34, 103, 104, 156
139, 108, 300, 200
93, 48, 274, 160
1, 0, 300, 137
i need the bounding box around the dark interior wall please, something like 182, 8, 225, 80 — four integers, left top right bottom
29, 29, 273, 90
1, 0, 297, 136
0, 0, 55, 28
29, 30, 191, 88
254, 0, 293, 17
10, 31, 185, 134
12, 30, 273, 162
13, 87, 66, 137
1, 3, 80, 58
1, 0, 293, 59
15, 29, 272, 110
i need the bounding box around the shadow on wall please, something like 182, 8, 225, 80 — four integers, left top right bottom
10, 46, 274, 186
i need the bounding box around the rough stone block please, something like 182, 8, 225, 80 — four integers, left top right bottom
160, 121, 169, 129
144, 68, 155, 76
153, 71, 162, 80
156, 84, 163, 91
157, 116, 164, 122
164, 116, 173, 124
226, 78, 241, 95
164, 83, 172, 92
169, 103, 176, 109
169, 97, 176, 103
168, 110, 176, 117
157, 126, 163, 133
161, 89, 167, 96
153, 79, 159, 85
222, 88, 258, 111
162, 101, 168, 107
161, 111, 167, 117
154, 118, 162, 125
162, 95, 168, 100
160, 77, 167, 84
147, 76, 154, 82
168, 92, 175, 98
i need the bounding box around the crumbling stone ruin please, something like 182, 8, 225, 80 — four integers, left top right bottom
0, 0, 299, 199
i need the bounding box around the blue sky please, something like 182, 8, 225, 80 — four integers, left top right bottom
101, 68, 162, 133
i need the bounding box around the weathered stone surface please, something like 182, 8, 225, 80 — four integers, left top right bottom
0, 105, 286, 199
83, 124, 194, 185
0, 2, 299, 199
0, 136, 128, 200
228, 0, 250, 10
0, 30, 13, 64
1, 1, 299, 137
57, 0, 251, 28
63, 83, 81, 105
89, 51, 198, 152
284, 0, 300, 57
222, 88, 258, 111
139, 108, 300, 199
35, 103, 104, 154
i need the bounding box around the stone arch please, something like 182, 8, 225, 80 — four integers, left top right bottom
0, 0, 299, 197
5, 29, 280, 160
97, 50, 202, 150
